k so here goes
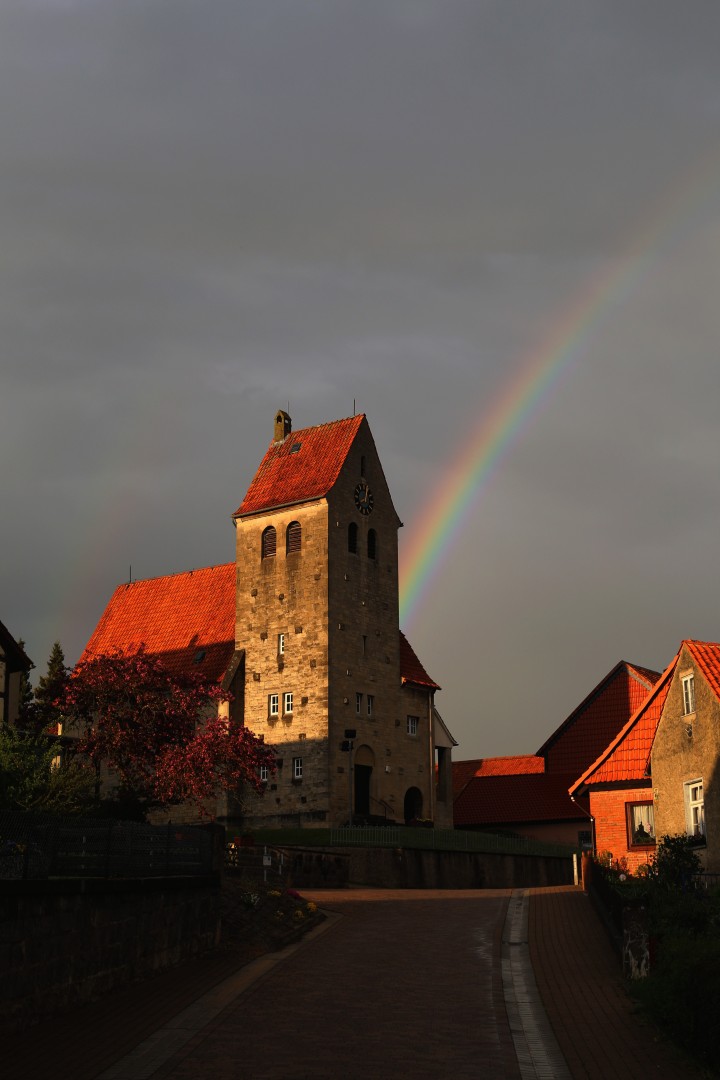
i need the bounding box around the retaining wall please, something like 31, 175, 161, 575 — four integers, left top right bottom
0, 875, 221, 1033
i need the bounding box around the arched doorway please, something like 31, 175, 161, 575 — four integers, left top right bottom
353, 744, 375, 821
404, 787, 423, 824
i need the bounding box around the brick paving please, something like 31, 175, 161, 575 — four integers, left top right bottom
3, 884, 709, 1080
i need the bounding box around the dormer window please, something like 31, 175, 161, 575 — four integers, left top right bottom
682, 674, 695, 715
261, 526, 277, 559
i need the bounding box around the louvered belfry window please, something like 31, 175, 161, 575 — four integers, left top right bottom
286, 521, 302, 554
262, 526, 277, 558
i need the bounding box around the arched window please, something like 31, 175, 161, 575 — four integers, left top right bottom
286, 521, 301, 554
261, 526, 277, 559
348, 522, 358, 554
367, 529, 377, 560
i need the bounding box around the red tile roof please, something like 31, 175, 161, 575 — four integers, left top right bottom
684, 639, 720, 699
452, 755, 544, 798
537, 660, 661, 776
81, 564, 237, 682
83, 562, 427, 690
454, 772, 583, 827
400, 632, 440, 691
234, 415, 365, 517
570, 653, 679, 795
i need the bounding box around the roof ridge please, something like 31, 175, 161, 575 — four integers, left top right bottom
118, 562, 234, 587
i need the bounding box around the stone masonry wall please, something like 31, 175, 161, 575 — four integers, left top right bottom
651, 645, 720, 872
0, 876, 221, 1033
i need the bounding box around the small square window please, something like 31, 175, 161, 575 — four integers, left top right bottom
682, 674, 696, 715
625, 802, 655, 848
356, 692, 363, 714
367, 694, 374, 717
269, 694, 279, 717
293, 756, 303, 780
407, 715, 418, 736
283, 691, 293, 715
278, 633, 285, 655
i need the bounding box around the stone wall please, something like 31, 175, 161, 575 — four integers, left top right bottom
0, 875, 221, 1033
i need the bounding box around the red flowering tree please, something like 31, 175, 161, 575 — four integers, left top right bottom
59, 650, 274, 816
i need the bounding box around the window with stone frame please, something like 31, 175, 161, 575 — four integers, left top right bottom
269, 693, 279, 717
283, 691, 293, 715
293, 756, 303, 780
407, 715, 418, 736
286, 521, 301, 554
684, 778, 705, 843
625, 801, 655, 848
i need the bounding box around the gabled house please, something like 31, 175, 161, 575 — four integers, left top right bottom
453, 660, 660, 847
569, 655, 678, 872
81, 410, 454, 829
0, 620, 32, 726
650, 640, 720, 873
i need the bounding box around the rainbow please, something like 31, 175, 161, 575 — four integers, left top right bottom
399, 150, 720, 630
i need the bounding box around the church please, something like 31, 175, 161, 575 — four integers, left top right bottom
82, 410, 456, 829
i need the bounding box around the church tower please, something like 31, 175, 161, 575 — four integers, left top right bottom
232, 410, 440, 828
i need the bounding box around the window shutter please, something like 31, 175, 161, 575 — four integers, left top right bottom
287, 521, 302, 553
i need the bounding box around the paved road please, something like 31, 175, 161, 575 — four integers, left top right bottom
107, 889, 565, 1080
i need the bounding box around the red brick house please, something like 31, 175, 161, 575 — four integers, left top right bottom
453, 660, 660, 847
569, 655, 677, 872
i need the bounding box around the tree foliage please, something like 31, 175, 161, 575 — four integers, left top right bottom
58, 649, 274, 816
0, 726, 95, 814
15, 638, 34, 717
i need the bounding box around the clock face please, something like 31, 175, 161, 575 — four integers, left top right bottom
354, 481, 374, 515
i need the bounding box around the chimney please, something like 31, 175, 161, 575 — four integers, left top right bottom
274, 410, 292, 443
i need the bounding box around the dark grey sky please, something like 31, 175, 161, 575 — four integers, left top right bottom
3, 1, 720, 758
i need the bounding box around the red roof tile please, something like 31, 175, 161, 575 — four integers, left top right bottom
83, 562, 427, 691
684, 640, 720, 699
570, 653, 679, 794
234, 415, 365, 517
81, 564, 237, 682
537, 660, 661, 776
454, 772, 583, 827
452, 755, 544, 798
400, 632, 440, 690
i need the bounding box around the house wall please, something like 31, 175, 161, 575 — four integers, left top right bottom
590, 785, 656, 873
651, 646, 720, 873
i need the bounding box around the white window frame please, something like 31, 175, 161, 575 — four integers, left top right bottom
259, 764, 269, 782
356, 692, 363, 714
293, 756, 303, 780
682, 673, 696, 715
278, 633, 285, 656
367, 694, 374, 717
407, 715, 418, 736
684, 778, 705, 840
269, 693, 279, 717
283, 691, 293, 715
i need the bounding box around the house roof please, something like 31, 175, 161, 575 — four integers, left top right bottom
0, 619, 33, 673
452, 755, 544, 798
569, 653, 679, 796
234, 414, 365, 517
82, 561, 430, 689
400, 632, 440, 691
684, 639, 720, 698
454, 771, 583, 828
80, 563, 237, 682
536, 660, 661, 776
